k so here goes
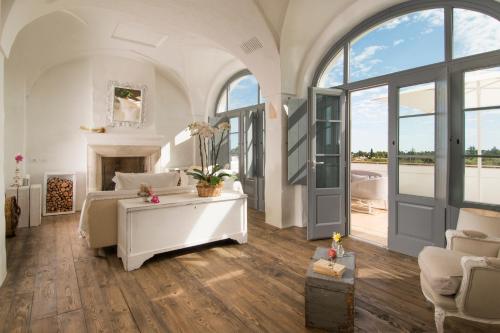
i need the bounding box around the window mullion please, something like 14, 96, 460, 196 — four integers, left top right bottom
445, 5, 453, 62
343, 43, 349, 85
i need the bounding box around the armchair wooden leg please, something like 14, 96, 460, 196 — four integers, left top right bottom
434, 307, 445, 333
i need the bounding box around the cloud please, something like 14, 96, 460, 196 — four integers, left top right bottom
352, 45, 385, 63
393, 39, 404, 46
350, 45, 386, 78
453, 8, 500, 57
229, 75, 258, 92
380, 15, 410, 30
414, 9, 444, 27
350, 86, 389, 151
318, 51, 344, 87
378, 8, 442, 32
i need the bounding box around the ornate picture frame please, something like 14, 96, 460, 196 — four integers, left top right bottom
107, 81, 147, 128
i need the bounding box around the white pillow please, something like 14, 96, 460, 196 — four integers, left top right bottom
113, 172, 180, 190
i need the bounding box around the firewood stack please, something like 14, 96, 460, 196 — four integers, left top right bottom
46, 177, 73, 213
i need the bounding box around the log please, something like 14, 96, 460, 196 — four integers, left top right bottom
46, 177, 74, 213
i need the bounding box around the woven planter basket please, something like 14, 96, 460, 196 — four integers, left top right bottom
196, 182, 224, 197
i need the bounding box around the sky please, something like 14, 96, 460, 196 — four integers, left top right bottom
350, 86, 389, 152
227, 75, 259, 110
322, 7, 500, 153
319, 7, 500, 87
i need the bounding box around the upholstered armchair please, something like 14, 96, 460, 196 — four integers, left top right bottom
418, 209, 500, 332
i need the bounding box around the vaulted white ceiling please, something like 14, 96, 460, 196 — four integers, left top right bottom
1, 0, 280, 116
1, 0, 410, 114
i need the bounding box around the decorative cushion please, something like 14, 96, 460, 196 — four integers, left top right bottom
458, 209, 500, 238
462, 230, 488, 239
113, 172, 180, 190
418, 246, 466, 296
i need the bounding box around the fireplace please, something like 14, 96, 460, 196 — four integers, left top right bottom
101, 156, 146, 190
86, 143, 161, 192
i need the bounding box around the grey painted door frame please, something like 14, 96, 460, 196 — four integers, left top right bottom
388, 67, 448, 256
308, 87, 347, 240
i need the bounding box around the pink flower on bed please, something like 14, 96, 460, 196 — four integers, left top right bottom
15, 154, 23, 163
151, 195, 160, 204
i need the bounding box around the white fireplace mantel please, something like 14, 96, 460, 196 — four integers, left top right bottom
84, 132, 164, 192
83, 132, 165, 147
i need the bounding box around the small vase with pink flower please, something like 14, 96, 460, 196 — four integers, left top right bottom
12, 154, 24, 186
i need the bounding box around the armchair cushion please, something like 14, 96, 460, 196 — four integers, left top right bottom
418, 246, 467, 295
420, 273, 457, 311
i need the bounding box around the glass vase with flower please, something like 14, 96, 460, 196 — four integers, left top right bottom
332, 232, 345, 257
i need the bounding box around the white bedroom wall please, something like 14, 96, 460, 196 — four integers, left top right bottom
3, 57, 25, 187
10, 55, 194, 212
155, 71, 194, 169
91, 55, 156, 133
25, 58, 92, 210
3, 51, 195, 217
0, 53, 7, 285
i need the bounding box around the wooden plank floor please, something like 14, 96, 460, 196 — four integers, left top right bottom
1, 210, 498, 332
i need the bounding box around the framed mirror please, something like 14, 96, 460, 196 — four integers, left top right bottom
107, 81, 147, 128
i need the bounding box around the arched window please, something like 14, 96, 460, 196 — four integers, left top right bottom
213, 70, 265, 192
317, 49, 343, 88
317, 6, 500, 87
216, 71, 263, 113
314, 1, 500, 210
349, 8, 444, 82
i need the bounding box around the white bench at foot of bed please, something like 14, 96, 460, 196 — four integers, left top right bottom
117, 191, 247, 271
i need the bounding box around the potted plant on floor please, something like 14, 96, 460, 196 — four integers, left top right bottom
187, 121, 233, 197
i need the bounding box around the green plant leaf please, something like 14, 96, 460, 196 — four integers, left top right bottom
216, 172, 234, 179
186, 172, 206, 181
209, 176, 221, 185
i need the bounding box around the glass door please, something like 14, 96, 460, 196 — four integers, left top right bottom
228, 116, 240, 174
388, 68, 447, 256
220, 108, 265, 211
242, 109, 261, 210
308, 87, 346, 240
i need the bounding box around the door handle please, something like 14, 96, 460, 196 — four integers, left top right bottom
313, 161, 325, 165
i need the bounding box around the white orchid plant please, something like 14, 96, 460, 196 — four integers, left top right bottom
187, 121, 233, 186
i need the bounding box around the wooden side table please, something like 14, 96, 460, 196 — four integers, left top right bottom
305, 247, 356, 332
